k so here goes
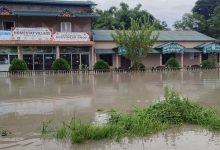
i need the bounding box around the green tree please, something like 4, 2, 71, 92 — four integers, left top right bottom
93, 2, 168, 30
209, 6, 220, 40
112, 18, 159, 65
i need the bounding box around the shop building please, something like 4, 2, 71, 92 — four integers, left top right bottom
93, 30, 220, 69
0, 0, 96, 71
0, 0, 220, 71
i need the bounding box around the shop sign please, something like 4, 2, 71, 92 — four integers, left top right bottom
12, 28, 52, 41
203, 43, 220, 53
53, 32, 90, 41
0, 31, 12, 40
163, 43, 184, 54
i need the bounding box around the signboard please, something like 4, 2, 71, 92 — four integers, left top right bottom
163, 43, 184, 54
53, 32, 90, 42
0, 31, 12, 40
118, 47, 126, 55
203, 43, 220, 53
12, 28, 52, 41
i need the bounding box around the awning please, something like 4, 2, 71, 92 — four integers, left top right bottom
156, 42, 185, 54
196, 42, 220, 53
184, 48, 201, 53
96, 49, 115, 54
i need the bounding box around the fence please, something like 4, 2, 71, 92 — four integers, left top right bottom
0, 67, 219, 78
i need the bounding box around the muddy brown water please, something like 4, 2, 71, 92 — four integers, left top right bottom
1, 71, 220, 150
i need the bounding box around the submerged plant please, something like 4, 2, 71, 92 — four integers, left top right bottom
0, 128, 12, 137
42, 88, 220, 144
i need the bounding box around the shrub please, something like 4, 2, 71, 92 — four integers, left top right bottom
51, 58, 70, 71
165, 57, 180, 68
131, 62, 146, 71
201, 60, 216, 69
93, 60, 110, 70
9, 59, 28, 71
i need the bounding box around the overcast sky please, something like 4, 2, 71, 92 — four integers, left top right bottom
89, 0, 198, 28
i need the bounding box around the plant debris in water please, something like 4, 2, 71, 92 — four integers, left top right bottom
42, 87, 220, 144
0, 128, 12, 137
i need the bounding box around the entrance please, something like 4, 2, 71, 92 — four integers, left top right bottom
120, 56, 131, 69
44, 54, 56, 70
72, 54, 80, 69
162, 53, 175, 65
23, 55, 33, 70
34, 54, 43, 70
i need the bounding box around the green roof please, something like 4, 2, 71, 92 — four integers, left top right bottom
92, 30, 217, 42
0, 0, 96, 6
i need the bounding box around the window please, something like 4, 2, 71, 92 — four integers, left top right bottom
3, 21, 14, 30
61, 22, 71, 32
0, 55, 9, 64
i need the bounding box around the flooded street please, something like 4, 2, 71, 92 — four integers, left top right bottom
1, 71, 220, 149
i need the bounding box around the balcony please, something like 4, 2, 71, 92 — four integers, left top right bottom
0, 27, 94, 46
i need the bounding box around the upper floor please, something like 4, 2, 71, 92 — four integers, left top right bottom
0, 0, 96, 32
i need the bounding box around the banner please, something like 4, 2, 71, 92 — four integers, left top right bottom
0, 31, 12, 40
53, 32, 90, 42
12, 28, 52, 41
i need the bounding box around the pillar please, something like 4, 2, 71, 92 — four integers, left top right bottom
56, 45, 60, 59
159, 54, 162, 66
181, 53, 184, 68
116, 54, 119, 69
17, 46, 23, 60
91, 47, 95, 66
199, 53, 202, 64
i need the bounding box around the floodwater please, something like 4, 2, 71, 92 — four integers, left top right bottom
1, 71, 220, 150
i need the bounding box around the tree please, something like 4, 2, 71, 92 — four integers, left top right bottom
112, 18, 159, 65
93, 2, 167, 30
209, 6, 220, 40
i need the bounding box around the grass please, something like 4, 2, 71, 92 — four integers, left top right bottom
42, 87, 220, 144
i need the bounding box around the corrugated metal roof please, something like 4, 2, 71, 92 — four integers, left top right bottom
0, 0, 96, 6
92, 30, 217, 42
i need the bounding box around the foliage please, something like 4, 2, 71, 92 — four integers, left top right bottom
131, 62, 146, 71
9, 59, 28, 71
174, 0, 220, 39
0, 128, 12, 137
51, 58, 70, 71
93, 60, 110, 70
112, 18, 159, 65
165, 57, 180, 68
92, 2, 169, 30
201, 60, 216, 69
43, 88, 220, 144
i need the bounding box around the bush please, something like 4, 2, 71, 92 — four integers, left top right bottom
165, 57, 180, 68
93, 60, 110, 70
9, 59, 28, 71
201, 60, 216, 69
131, 62, 146, 71
51, 58, 70, 71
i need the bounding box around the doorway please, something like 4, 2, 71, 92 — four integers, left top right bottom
162, 53, 175, 65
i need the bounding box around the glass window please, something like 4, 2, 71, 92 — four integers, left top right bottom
3, 21, 14, 31
60, 47, 89, 53
0, 55, 9, 64
9, 55, 18, 64
61, 22, 71, 32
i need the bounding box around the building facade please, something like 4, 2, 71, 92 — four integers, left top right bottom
0, 0, 96, 71
93, 30, 220, 69
0, 0, 220, 71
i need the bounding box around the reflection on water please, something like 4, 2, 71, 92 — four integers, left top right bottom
1, 71, 220, 149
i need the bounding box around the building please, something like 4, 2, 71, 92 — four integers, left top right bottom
0, 0, 96, 71
93, 30, 220, 69
0, 0, 220, 71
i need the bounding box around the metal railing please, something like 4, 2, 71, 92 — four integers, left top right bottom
0, 67, 219, 78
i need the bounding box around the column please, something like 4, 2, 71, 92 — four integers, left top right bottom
116, 54, 119, 69
159, 54, 162, 66
91, 46, 95, 66
17, 46, 23, 60
56, 45, 60, 59
199, 53, 202, 64
181, 53, 184, 68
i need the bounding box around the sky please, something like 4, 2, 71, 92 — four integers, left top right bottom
87, 0, 198, 28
